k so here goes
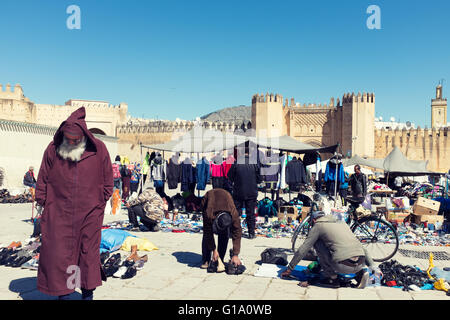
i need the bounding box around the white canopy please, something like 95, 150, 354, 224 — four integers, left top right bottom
143, 128, 338, 154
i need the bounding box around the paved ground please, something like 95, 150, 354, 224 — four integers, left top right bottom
0, 202, 449, 301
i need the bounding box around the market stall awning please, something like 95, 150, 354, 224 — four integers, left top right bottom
143, 128, 248, 153
247, 135, 338, 154
143, 128, 338, 154
343, 147, 440, 176
382, 146, 432, 176
342, 154, 385, 170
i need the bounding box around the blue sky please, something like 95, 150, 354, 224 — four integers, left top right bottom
0, 0, 449, 126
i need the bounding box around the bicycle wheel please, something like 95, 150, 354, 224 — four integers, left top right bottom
351, 217, 399, 262
291, 216, 311, 252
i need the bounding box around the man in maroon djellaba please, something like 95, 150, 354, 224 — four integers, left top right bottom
35, 107, 113, 300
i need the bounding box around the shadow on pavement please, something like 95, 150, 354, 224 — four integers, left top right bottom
172, 251, 202, 267
9, 276, 81, 300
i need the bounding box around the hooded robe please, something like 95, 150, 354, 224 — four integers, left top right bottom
35, 107, 113, 296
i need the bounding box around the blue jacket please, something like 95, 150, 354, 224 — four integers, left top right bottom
340, 171, 349, 189
196, 158, 211, 190
324, 162, 345, 184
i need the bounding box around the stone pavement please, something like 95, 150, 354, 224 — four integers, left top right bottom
0, 203, 449, 300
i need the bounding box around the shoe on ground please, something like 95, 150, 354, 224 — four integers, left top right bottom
151, 225, 160, 232
121, 266, 137, 279
200, 261, 209, 269
130, 227, 140, 232
354, 269, 370, 289
316, 277, 340, 289
217, 257, 225, 273
135, 259, 146, 271
248, 234, 256, 240
113, 266, 128, 278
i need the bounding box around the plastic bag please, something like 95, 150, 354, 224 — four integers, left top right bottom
260, 248, 288, 266
100, 229, 135, 253
120, 236, 159, 252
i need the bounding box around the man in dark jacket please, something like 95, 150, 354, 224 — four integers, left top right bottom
227, 147, 262, 239
349, 165, 367, 198
35, 107, 113, 300
201, 188, 242, 269
23, 166, 37, 188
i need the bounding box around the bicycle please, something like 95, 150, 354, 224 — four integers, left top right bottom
291, 193, 399, 262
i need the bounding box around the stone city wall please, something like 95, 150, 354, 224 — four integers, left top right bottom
375, 127, 450, 173
0, 119, 118, 188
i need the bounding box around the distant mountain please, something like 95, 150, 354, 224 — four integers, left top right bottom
200, 105, 251, 123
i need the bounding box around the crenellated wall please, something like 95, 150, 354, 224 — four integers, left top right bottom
0, 84, 128, 137
375, 127, 450, 173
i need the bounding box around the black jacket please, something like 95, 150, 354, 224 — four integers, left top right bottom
285, 158, 307, 188
181, 162, 196, 192
166, 159, 181, 189
227, 157, 262, 200
349, 173, 367, 197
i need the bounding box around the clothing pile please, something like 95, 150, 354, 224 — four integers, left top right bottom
367, 182, 392, 192
159, 215, 203, 234
0, 238, 41, 270
0, 189, 34, 204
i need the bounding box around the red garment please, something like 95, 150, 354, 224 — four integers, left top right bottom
223, 155, 235, 177
35, 107, 113, 296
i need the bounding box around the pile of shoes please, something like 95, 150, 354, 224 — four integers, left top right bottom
101, 245, 148, 280
0, 239, 41, 269
379, 259, 433, 291
0, 189, 34, 204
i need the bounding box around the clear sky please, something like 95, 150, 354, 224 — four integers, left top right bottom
1, 0, 449, 126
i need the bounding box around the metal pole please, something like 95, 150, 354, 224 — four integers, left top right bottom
334, 153, 338, 207
138, 143, 143, 194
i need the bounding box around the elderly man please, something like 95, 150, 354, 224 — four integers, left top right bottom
281, 211, 376, 289
35, 107, 113, 300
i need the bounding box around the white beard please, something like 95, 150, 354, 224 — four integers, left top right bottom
57, 136, 87, 162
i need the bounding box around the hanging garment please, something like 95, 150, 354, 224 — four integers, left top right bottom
196, 158, 211, 191
277, 154, 288, 190
210, 163, 224, 178
260, 151, 280, 183
181, 162, 196, 192
151, 153, 166, 182
166, 157, 181, 189
210, 155, 225, 189
222, 155, 235, 194
285, 158, 307, 191
222, 155, 236, 177
324, 160, 344, 196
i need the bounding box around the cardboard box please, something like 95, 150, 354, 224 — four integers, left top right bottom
413, 197, 440, 216
387, 211, 410, 224
412, 214, 444, 225
278, 206, 298, 223
300, 206, 310, 222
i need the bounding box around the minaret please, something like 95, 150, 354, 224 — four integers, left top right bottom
431, 83, 447, 128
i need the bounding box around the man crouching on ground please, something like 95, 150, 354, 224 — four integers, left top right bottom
282, 211, 379, 289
